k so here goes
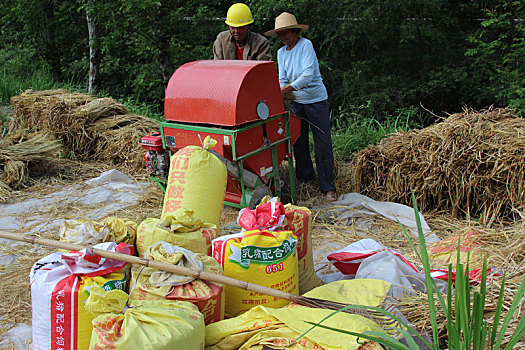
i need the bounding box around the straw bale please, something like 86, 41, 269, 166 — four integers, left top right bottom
87, 114, 159, 171
0, 132, 62, 162
1, 160, 28, 188
71, 97, 128, 122
344, 108, 525, 226
9, 89, 94, 133
8, 90, 159, 175
0, 132, 63, 192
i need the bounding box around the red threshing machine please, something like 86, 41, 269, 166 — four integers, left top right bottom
141, 60, 301, 208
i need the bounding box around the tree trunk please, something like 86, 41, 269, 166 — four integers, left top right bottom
156, 2, 174, 91
43, 3, 63, 81
85, 0, 100, 94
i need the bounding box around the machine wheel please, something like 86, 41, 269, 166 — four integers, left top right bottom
249, 185, 273, 209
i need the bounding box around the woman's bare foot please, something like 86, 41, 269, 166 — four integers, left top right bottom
325, 190, 337, 202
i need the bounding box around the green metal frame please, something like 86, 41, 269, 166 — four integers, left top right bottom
151, 112, 297, 208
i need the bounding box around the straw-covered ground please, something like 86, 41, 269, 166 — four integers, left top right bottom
0, 90, 524, 348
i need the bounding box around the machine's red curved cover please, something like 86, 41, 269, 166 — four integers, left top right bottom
164, 60, 285, 126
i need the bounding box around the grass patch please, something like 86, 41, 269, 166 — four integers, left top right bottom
331, 106, 425, 162
0, 69, 86, 105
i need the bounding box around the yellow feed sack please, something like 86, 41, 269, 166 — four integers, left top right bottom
59, 218, 137, 247
162, 136, 227, 227
282, 204, 321, 294
136, 210, 218, 257
129, 241, 225, 325
212, 229, 298, 317
205, 279, 391, 350
86, 284, 205, 350
59, 219, 109, 245
100, 217, 137, 245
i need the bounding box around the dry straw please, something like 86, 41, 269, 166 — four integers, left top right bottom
9, 89, 158, 168
2, 90, 159, 198
343, 108, 525, 226
394, 218, 525, 349
0, 132, 62, 197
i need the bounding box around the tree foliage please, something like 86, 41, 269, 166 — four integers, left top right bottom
466, 0, 525, 114
0, 0, 523, 119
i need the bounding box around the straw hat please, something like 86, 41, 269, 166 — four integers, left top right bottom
264, 12, 309, 36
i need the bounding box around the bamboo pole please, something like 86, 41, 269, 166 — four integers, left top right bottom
0, 230, 295, 302
0, 230, 396, 327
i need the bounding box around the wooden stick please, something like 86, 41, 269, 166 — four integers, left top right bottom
0, 230, 398, 328
0, 230, 296, 302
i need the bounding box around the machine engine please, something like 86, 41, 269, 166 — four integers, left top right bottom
141, 133, 169, 176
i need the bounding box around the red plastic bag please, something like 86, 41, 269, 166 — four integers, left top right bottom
237, 197, 285, 231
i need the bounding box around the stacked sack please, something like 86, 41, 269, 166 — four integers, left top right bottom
59, 217, 137, 246
136, 136, 225, 259
205, 279, 391, 350
129, 137, 228, 324
86, 283, 205, 349
281, 203, 321, 294
136, 208, 218, 257
30, 242, 133, 350
161, 136, 227, 227
129, 241, 225, 325
212, 197, 299, 317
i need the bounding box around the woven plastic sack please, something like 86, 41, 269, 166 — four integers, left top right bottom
282, 204, 320, 294
59, 218, 137, 247
100, 217, 137, 245
136, 209, 218, 257
59, 219, 109, 245
212, 229, 298, 317
205, 279, 391, 350
86, 284, 205, 350
162, 136, 226, 227
129, 241, 225, 325
30, 242, 132, 350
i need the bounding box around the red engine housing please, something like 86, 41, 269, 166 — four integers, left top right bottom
140, 133, 164, 152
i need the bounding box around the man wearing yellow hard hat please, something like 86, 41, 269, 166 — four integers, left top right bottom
213, 3, 271, 60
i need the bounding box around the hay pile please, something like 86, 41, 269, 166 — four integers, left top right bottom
343, 108, 525, 226
9, 89, 159, 167
0, 131, 63, 200
1, 90, 160, 198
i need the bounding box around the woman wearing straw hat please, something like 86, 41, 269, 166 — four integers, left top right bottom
265, 12, 337, 202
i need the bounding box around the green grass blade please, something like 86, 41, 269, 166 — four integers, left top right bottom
480, 323, 488, 350
456, 263, 470, 347
494, 275, 525, 349
393, 328, 420, 350
472, 292, 482, 349
395, 191, 445, 348
503, 315, 525, 349
446, 265, 459, 346
489, 274, 506, 349
473, 258, 488, 350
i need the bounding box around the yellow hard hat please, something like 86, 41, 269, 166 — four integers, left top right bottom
225, 3, 254, 27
